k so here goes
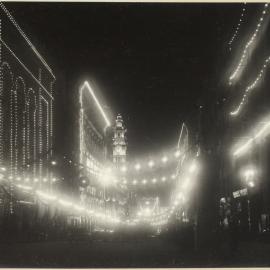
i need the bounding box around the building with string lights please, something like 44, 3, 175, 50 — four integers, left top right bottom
219, 3, 270, 234
0, 3, 55, 230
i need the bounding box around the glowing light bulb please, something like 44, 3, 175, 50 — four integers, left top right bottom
135, 163, 141, 170
162, 156, 168, 163
248, 181, 255, 188
148, 160, 154, 168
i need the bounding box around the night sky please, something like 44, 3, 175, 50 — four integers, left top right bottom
6, 2, 251, 158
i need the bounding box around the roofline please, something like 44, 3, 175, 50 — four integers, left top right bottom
0, 3, 56, 79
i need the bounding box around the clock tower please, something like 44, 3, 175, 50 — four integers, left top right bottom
112, 114, 127, 167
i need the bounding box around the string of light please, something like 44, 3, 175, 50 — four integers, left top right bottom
115, 148, 184, 175
232, 117, 270, 157
125, 157, 200, 227
229, 3, 269, 84
116, 173, 177, 186
230, 55, 270, 116
0, 3, 55, 78
151, 158, 199, 226
0, 38, 54, 100
0, 176, 121, 226
228, 3, 247, 50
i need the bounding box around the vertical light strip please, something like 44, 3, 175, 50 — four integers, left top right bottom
38, 69, 42, 186
0, 19, 3, 166
41, 95, 49, 189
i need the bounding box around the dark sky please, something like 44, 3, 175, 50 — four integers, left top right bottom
6, 2, 249, 158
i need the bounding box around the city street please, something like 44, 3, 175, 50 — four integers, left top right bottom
1, 2, 270, 268
1, 235, 270, 267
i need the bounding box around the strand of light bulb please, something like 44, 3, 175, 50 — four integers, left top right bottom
230, 55, 270, 116
233, 121, 270, 157
58, 199, 73, 207
229, 4, 268, 83
228, 4, 247, 50
74, 205, 85, 211
82, 81, 111, 127
16, 184, 32, 190
120, 172, 177, 186
36, 190, 56, 201
117, 148, 183, 174
14, 181, 120, 225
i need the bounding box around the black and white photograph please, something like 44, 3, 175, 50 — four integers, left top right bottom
0, 1, 270, 268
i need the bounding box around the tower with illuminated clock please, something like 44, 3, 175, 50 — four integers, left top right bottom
112, 114, 127, 167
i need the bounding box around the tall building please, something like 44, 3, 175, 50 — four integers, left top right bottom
112, 114, 132, 219
0, 3, 55, 217
112, 114, 127, 167
78, 81, 114, 230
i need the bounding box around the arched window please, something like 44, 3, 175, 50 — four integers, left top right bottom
1, 62, 13, 170
15, 76, 27, 176
27, 88, 37, 178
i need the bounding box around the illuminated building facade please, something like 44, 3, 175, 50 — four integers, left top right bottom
0, 3, 55, 217
219, 3, 270, 234
78, 81, 115, 230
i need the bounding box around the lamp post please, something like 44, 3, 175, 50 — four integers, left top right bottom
242, 167, 256, 233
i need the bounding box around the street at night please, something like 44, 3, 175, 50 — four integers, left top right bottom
1, 1, 270, 268
1, 236, 270, 267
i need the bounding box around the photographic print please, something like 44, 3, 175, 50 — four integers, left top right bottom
0, 1, 270, 268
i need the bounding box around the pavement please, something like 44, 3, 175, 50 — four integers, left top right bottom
0, 237, 270, 267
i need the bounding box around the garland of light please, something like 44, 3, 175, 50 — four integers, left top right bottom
13, 183, 120, 225
116, 148, 184, 175
229, 3, 269, 84
230, 55, 270, 116
0, 3, 55, 79
228, 3, 247, 51
116, 173, 177, 186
